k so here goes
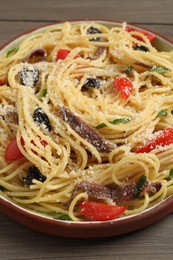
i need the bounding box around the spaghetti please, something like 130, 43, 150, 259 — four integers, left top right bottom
0, 21, 173, 221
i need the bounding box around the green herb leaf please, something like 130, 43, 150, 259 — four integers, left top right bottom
0, 186, 7, 191
125, 66, 134, 76
39, 88, 47, 98
158, 109, 167, 117
133, 175, 147, 198
39, 211, 72, 221
169, 169, 173, 179
151, 66, 168, 74
6, 47, 19, 58
96, 117, 130, 129
53, 214, 72, 221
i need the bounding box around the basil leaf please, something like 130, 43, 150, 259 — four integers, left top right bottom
6, 47, 19, 58
169, 169, 173, 180
39, 88, 47, 98
125, 66, 134, 76
96, 117, 130, 129
158, 110, 167, 117
133, 175, 147, 198
151, 66, 168, 74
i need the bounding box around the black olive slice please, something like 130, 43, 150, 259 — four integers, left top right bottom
25, 48, 47, 63
19, 66, 39, 87
133, 44, 149, 52
87, 26, 102, 42
33, 107, 51, 131
87, 26, 102, 34
82, 78, 101, 89
23, 166, 46, 186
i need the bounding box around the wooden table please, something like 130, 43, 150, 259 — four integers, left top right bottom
0, 0, 173, 259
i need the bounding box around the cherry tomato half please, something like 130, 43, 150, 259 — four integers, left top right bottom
56, 49, 79, 61
114, 76, 133, 99
56, 49, 71, 60
0, 79, 4, 86
80, 201, 127, 221
5, 138, 24, 161
136, 128, 173, 153
126, 27, 155, 43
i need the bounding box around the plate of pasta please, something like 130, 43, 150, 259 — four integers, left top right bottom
0, 20, 173, 238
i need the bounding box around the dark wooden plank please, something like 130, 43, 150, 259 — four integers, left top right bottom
0, 21, 172, 46
0, 0, 173, 24
0, 212, 173, 260
0, 21, 43, 46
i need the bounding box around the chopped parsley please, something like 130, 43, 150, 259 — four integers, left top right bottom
40, 211, 72, 221
125, 66, 134, 76
39, 88, 47, 98
6, 47, 19, 58
133, 175, 147, 198
0, 186, 7, 191
96, 117, 130, 129
53, 214, 72, 221
169, 169, 173, 180
158, 110, 167, 117
151, 66, 168, 74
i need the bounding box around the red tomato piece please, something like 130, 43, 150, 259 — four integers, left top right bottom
5, 138, 24, 161
20, 137, 47, 155
31, 137, 47, 147
80, 201, 127, 221
136, 128, 173, 153
114, 76, 133, 99
30, 137, 47, 154
56, 49, 79, 61
56, 49, 71, 60
20, 137, 25, 146
0, 79, 4, 86
126, 27, 155, 43
40, 139, 48, 147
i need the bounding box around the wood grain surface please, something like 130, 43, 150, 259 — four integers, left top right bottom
0, 0, 173, 259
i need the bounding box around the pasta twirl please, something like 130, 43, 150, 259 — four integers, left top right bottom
0, 21, 173, 221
